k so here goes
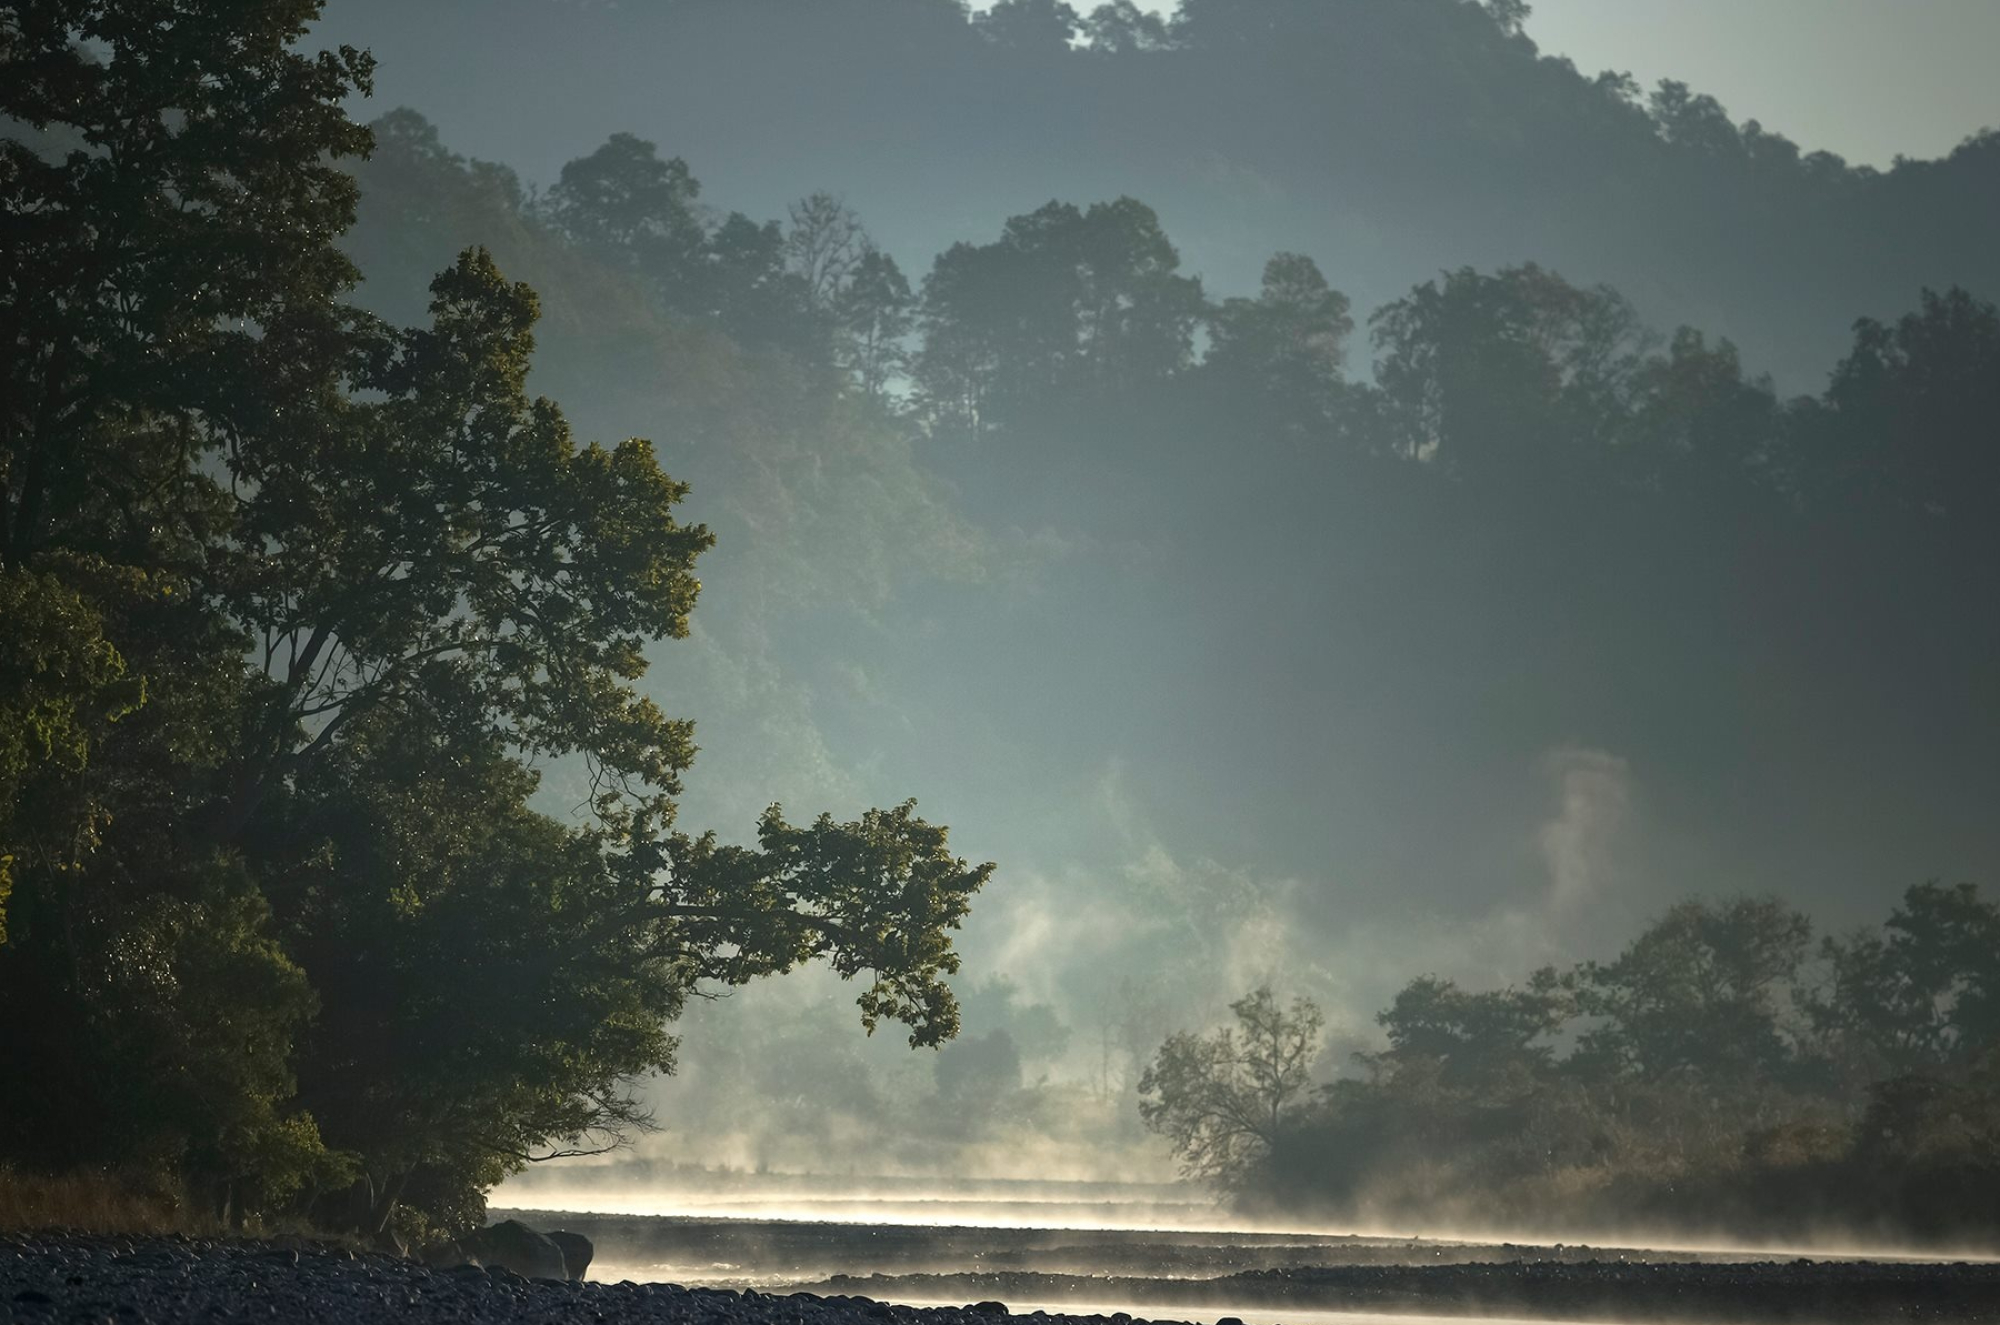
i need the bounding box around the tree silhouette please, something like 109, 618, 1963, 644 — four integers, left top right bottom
1138, 988, 1324, 1183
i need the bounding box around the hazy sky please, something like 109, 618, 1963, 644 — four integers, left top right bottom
1087, 0, 2000, 167
1527, 0, 2000, 166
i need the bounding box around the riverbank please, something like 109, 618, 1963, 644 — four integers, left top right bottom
0, 1232, 1017, 1325
8, 1229, 2000, 1324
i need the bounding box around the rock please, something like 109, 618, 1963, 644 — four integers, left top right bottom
459, 1219, 568, 1282
416, 1238, 474, 1269
968, 1301, 1011, 1316
546, 1229, 594, 1280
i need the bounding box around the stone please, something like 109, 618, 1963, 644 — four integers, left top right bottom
546, 1230, 595, 1281
459, 1220, 568, 1282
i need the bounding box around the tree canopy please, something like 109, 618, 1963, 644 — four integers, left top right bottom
1150, 888, 2000, 1242
0, 0, 990, 1236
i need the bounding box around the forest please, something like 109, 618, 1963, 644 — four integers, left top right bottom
4, 0, 1997, 1249
1143, 884, 2000, 1243
0, 2, 991, 1241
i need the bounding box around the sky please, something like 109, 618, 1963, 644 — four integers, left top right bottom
1525, 0, 2000, 166
1083, 0, 2000, 167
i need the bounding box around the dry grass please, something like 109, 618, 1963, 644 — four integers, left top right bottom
0, 1168, 216, 1236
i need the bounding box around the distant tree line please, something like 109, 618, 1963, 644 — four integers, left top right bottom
373, 110, 1997, 546
401, 113, 1997, 563
518, 0, 2000, 388
1142, 885, 2000, 1243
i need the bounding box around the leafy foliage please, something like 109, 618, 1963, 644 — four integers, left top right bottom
1137, 987, 1324, 1183
915, 197, 1205, 432
0, 1, 989, 1235
1156, 888, 2000, 1243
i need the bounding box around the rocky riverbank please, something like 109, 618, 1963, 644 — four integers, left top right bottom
7, 1231, 2000, 1324
1, 1233, 1003, 1325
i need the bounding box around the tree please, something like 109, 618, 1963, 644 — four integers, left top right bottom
1373, 969, 1573, 1086
1483, 0, 1531, 36
0, 569, 143, 943
1369, 264, 1648, 482
690, 211, 828, 362
976, 0, 1082, 53
1816, 883, 2000, 1078
0, 0, 375, 1201
915, 197, 1205, 430
1137, 987, 1324, 1183
785, 191, 868, 307
215, 249, 709, 835
1802, 287, 2000, 521
2, 2, 374, 579
544, 131, 705, 280
226, 248, 982, 1227
1081, 1, 1173, 53
1620, 327, 1780, 499
1648, 80, 1744, 158
1204, 251, 1353, 436
1575, 897, 1812, 1085
262, 681, 991, 1232
0, 1, 992, 1231
836, 247, 917, 402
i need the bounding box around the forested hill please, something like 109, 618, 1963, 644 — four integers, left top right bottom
332, 99, 2000, 1199
312, 0, 2000, 389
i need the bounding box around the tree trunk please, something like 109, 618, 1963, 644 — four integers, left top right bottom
367, 1170, 409, 1237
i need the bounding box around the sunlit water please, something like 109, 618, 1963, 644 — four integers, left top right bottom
498, 1178, 1993, 1263
575, 1273, 1621, 1325
497, 1173, 1993, 1325
752, 1301, 1609, 1325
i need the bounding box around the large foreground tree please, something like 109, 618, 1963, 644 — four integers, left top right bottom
0, 0, 989, 1233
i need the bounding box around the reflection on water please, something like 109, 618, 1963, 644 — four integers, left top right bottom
578, 1277, 1616, 1325
885, 1305, 1612, 1325
496, 1168, 1996, 1263
505, 1173, 1993, 1325
500, 1172, 1219, 1233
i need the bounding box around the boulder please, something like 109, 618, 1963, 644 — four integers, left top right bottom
546, 1230, 594, 1280
460, 1220, 568, 1281
416, 1238, 473, 1269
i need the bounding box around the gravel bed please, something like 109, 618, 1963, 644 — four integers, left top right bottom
0, 1235, 1024, 1325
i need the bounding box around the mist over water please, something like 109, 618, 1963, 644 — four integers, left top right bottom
498, 1176, 1994, 1325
